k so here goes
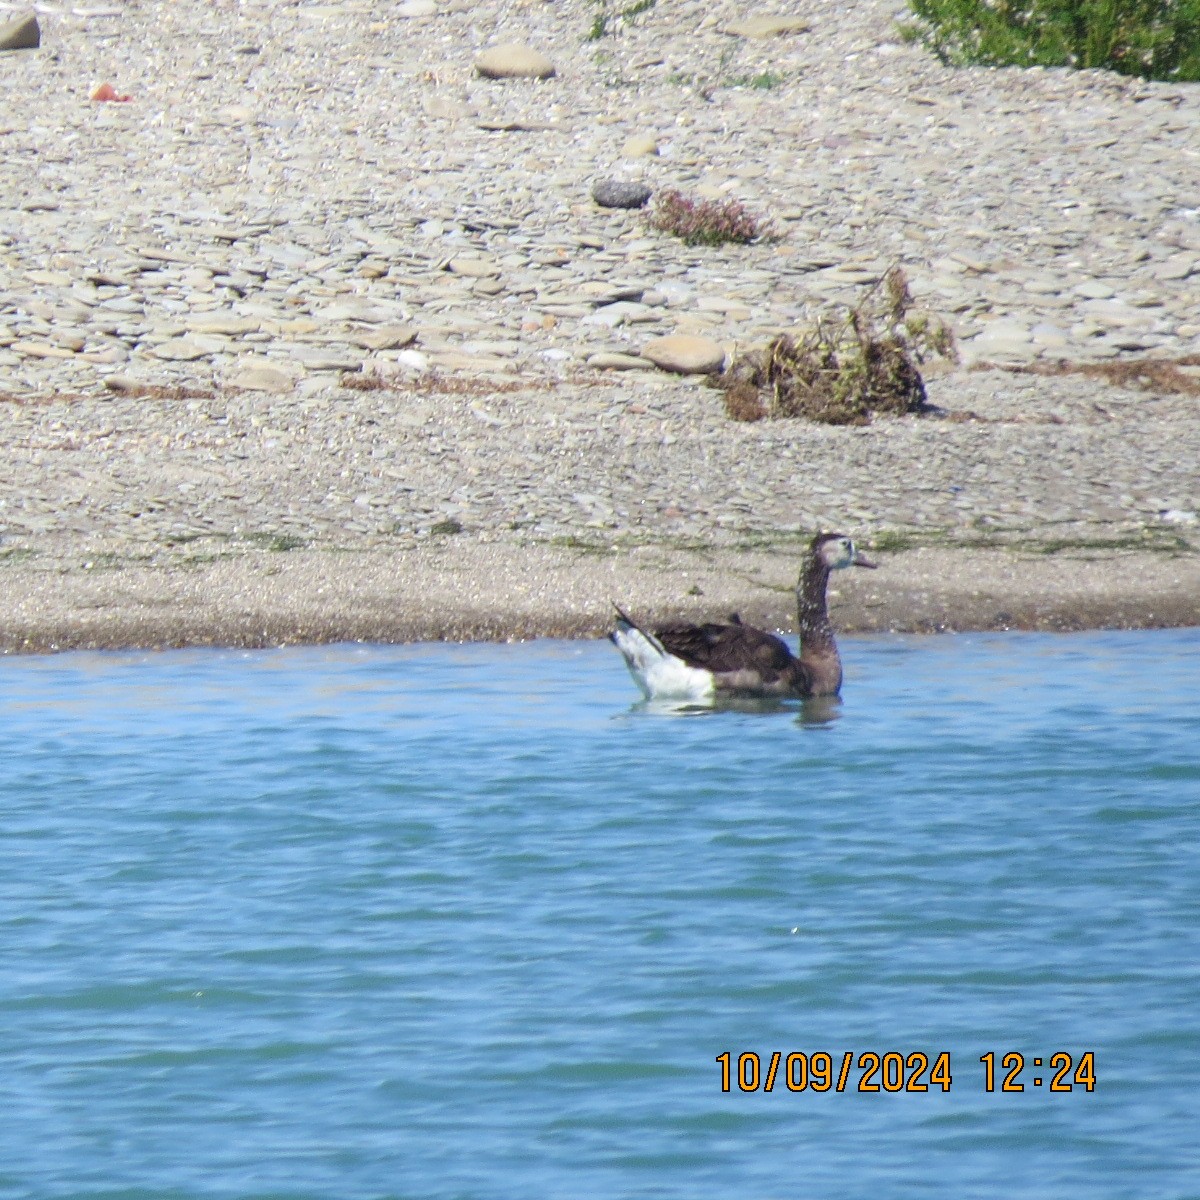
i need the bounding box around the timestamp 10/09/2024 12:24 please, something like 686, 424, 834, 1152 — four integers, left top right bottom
716, 1051, 1097, 1094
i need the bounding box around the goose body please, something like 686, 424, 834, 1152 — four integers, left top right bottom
610, 532, 875, 701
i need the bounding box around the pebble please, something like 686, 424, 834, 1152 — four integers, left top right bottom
621, 135, 659, 158
586, 352, 655, 370
0, 12, 39, 51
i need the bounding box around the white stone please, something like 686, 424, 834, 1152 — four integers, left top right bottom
475, 44, 555, 80
641, 334, 725, 374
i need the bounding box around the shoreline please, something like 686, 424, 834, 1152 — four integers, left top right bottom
3, 542, 1197, 655
2, 0, 1199, 653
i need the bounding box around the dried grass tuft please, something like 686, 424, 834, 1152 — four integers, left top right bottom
983, 355, 1200, 396
713, 267, 956, 424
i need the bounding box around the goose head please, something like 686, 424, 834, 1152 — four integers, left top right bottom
811, 531, 876, 572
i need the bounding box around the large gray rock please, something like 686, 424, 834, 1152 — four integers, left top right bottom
592, 178, 652, 209
0, 12, 40, 51
475, 43, 555, 79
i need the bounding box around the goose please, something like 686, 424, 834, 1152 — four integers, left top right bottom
610, 532, 875, 701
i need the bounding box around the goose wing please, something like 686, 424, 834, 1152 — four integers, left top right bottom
655, 620, 798, 683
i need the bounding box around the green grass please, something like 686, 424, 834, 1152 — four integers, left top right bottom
242, 532, 309, 553
728, 70, 788, 89
587, 0, 657, 40
904, 0, 1200, 80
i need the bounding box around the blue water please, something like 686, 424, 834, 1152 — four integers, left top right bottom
1, 630, 1198, 1199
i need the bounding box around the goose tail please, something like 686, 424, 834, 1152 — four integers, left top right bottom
608, 604, 713, 701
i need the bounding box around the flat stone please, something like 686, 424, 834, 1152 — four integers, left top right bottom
186, 315, 260, 336
1153, 253, 1198, 282
724, 15, 811, 38
582, 301, 650, 327
476, 118, 560, 132
621, 135, 659, 158
475, 43, 556, 80
149, 338, 211, 362
0, 12, 40, 51
310, 300, 406, 323
641, 333, 725, 374
396, 0, 438, 15
12, 340, 75, 360
228, 363, 298, 393
422, 95, 475, 120
447, 256, 500, 278
285, 345, 363, 371
348, 325, 418, 351
51, 331, 88, 352
587, 352, 655, 370
592, 179, 652, 209
1030, 322, 1069, 348
974, 320, 1031, 343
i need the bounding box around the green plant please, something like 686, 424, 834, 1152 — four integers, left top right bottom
713, 267, 957, 425
242, 532, 308, 552
904, 0, 1200, 80
587, 0, 657, 40
650, 189, 776, 247
729, 70, 787, 89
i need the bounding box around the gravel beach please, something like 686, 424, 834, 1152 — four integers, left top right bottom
1, 0, 1198, 650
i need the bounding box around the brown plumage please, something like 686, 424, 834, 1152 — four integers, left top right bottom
610, 532, 875, 700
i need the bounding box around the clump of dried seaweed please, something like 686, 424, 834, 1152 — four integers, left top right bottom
714, 267, 956, 424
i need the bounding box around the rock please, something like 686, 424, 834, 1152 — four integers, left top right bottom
1153, 253, 1198, 282
186, 315, 260, 336
475, 43, 556, 80
447, 256, 500, 278
423, 95, 475, 120
586, 352, 655, 370
592, 179, 652, 209
581, 301, 650, 327
1030, 322, 1069, 349
12, 340, 75, 360
149, 338, 210, 362
228, 361, 298, 393
349, 325, 418, 351
723, 15, 811, 38
621, 135, 658, 158
0, 12, 39, 52
393, 349, 430, 372
396, 0, 438, 15
103, 374, 142, 393
641, 334, 726, 374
